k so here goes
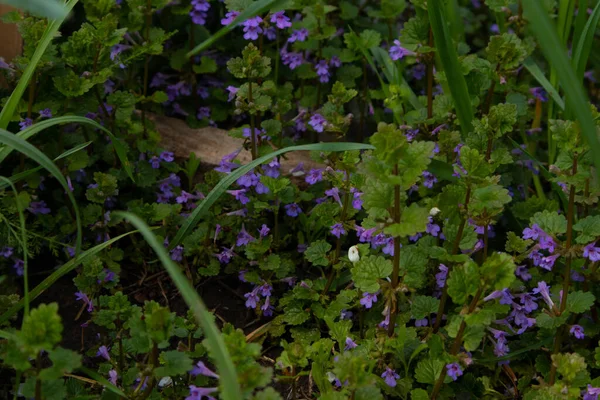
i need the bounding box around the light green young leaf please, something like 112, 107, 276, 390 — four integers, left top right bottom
351, 255, 393, 293
447, 260, 480, 304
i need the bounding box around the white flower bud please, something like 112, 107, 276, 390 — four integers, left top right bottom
429, 207, 441, 216
348, 245, 360, 263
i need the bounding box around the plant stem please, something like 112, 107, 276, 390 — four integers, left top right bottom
427, 28, 434, 120
388, 164, 401, 337
322, 172, 352, 295
483, 64, 501, 114
35, 352, 42, 400
248, 81, 257, 160
430, 287, 484, 400
359, 57, 367, 142
548, 154, 578, 384
433, 185, 472, 333
142, 0, 152, 135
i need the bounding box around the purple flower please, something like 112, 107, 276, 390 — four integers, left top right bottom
259, 283, 272, 297
305, 169, 323, 185
150, 72, 170, 88
226, 86, 238, 102
539, 254, 560, 270
285, 203, 302, 217
344, 337, 357, 350
330, 56, 342, 68
191, 361, 219, 378
160, 151, 174, 162
176, 190, 196, 204
446, 363, 463, 381
215, 247, 234, 264
197, 106, 211, 120
0, 247, 13, 258
170, 245, 184, 262
289, 28, 309, 42
28, 201, 50, 215
570, 324, 584, 339
236, 225, 255, 246
308, 114, 327, 132
412, 63, 426, 80
13, 259, 24, 276
221, 11, 239, 25
242, 16, 263, 40
315, 60, 330, 83
108, 370, 118, 385
436, 264, 448, 288
326, 187, 342, 206
150, 156, 160, 169
263, 158, 280, 178
227, 189, 250, 205
96, 345, 110, 361
340, 309, 353, 320
422, 171, 438, 188
584, 385, 600, 400
190, 0, 210, 25
244, 289, 260, 308
389, 39, 414, 60
530, 87, 548, 102
270, 11, 291, 29
519, 293, 538, 313
19, 118, 33, 131
237, 171, 259, 188
39, 108, 52, 119
186, 385, 217, 400
381, 367, 400, 387
415, 318, 428, 327
330, 223, 347, 238
533, 281, 554, 309
281, 49, 304, 69
426, 221, 440, 237
515, 265, 532, 281
110, 44, 131, 63
583, 242, 600, 261
351, 188, 363, 210
356, 226, 376, 243
360, 292, 378, 308
258, 224, 270, 238
215, 150, 241, 173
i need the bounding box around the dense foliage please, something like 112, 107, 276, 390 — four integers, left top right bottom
0, 0, 600, 399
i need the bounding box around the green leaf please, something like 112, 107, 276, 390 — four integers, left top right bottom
304, 240, 332, 267
536, 312, 569, 330
384, 203, 429, 238
429, 0, 473, 134
552, 353, 587, 382
411, 388, 429, 400
284, 305, 311, 325
530, 210, 567, 236
469, 185, 512, 215
154, 350, 193, 377
351, 255, 393, 293
18, 303, 63, 356
170, 143, 374, 248
447, 260, 480, 304
0, 0, 78, 129
115, 212, 241, 400
462, 324, 485, 351
480, 252, 516, 291
193, 56, 218, 74
573, 216, 600, 244
566, 291, 595, 314
0, 129, 83, 254
486, 33, 530, 70
187, 0, 287, 57
411, 296, 440, 320
415, 357, 445, 384
39, 347, 82, 380
522, 58, 565, 110
523, 0, 600, 176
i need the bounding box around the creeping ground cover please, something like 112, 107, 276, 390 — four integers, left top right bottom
1, 0, 600, 399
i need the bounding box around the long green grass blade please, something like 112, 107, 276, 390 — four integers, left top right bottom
187, 0, 286, 57
0, 329, 18, 341
0, 177, 29, 318
0, 142, 92, 189
0, 129, 83, 253
428, 0, 473, 134
77, 367, 127, 398
115, 212, 242, 400
0, 0, 78, 130
572, 0, 589, 47
522, 58, 565, 110
170, 142, 374, 248
0, 231, 136, 326
523, 0, 600, 176
0, 0, 67, 19
0, 116, 133, 182
572, 1, 600, 82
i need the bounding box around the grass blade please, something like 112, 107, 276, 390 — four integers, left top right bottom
572, 1, 600, 82
572, 0, 589, 47
428, 0, 473, 134
0, 142, 92, 189
0, 0, 78, 130
77, 367, 127, 398
170, 142, 374, 248
0, 129, 83, 253
0, 116, 134, 182
523, 1, 600, 176
115, 211, 242, 400
0, 231, 136, 326
0, 177, 29, 317
0, 0, 68, 19
522, 58, 565, 110
187, 0, 286, 57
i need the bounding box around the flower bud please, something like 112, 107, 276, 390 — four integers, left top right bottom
348, 245, 360, 263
